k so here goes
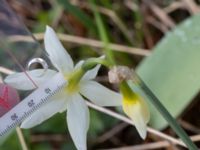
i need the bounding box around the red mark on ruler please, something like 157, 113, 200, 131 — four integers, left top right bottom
0, 86, 10, 109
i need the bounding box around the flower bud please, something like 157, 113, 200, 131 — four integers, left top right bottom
108, 66, 133, 84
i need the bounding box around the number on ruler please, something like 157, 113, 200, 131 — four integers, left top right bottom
11, 113, 18, 121
28, 99, 35, 107
44, 88, 51, 94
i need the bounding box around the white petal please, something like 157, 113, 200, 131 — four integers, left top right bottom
82, 55, 105, 80
21, 91, 67, 128
44, 26, 74, 73
4, 69, 57, 90
74, 61, 100, 81
66, 94, 89, 150
80, 81, 122, 106
74, 60, 84, 70
81, 64, 100, 81
122, 98, 150, 139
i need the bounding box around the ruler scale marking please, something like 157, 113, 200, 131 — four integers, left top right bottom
0, 72, 66, 137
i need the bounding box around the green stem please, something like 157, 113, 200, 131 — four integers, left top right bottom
90, 0, 115, 66
134, 74, 198, 150
82, 57, 110, 71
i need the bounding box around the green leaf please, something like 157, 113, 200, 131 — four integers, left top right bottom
0, 129, 30, 146
32, 113, 67, 133
0, 130, 14, 146
136, 14, 200, 129
58, 0, 96, 32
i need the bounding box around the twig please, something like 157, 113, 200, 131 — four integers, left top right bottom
146, 16, 169, 33
104, 133, 200, 150
48, 0, 64, 28
0, 66, 14, 75
124, 0, 139, 12
38, 33, 150, 56
181, 0, 200, 14
191, 134, 200, 142
144, 0, 175, 29
179, 120, 200, 134
45, 33, 150, 56
16, 127, 29, 150
29, 133, 200, 149
8, 34, 150, 56
95, 122, 128, 144
164, 1, 185, 14
96, 7, 135, 45
103, 141, 173, 150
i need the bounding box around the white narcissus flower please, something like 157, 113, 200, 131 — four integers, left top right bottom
5, 26, 122, 150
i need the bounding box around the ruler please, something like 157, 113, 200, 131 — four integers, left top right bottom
0, 72, 66, 136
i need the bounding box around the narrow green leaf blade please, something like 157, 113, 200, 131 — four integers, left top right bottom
58, 0, 96, 32
136, 14, 200, 129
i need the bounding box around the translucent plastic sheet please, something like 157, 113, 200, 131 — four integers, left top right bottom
0, 0, 65, 136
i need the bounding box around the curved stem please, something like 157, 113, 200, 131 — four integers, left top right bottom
90, 0, 115, 66
82, 57, 110, 71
